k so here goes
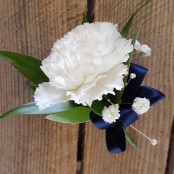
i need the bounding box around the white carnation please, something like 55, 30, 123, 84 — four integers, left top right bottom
132, 97, 150, 115
34, 22, 133, 110
102, 104, 120, 124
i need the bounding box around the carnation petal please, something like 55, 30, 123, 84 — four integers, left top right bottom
75, 64, 128, 106
34, 83, 69, 110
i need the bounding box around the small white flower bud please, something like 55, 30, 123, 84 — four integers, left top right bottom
130, 73, 136, 79
132, 40, 151, 57
140, 44, 151, 56
134, 40, 141, 50
132, 97, 150, 115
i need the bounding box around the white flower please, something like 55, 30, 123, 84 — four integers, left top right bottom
134, 40, 141, 50
133, 40, 151, 56
140, 44, 151, 56
34, 83, 69, 110
102, 104, 120, 124
130, 73, 136, 79
132, 97, 150, 115
34, 22, 133, 110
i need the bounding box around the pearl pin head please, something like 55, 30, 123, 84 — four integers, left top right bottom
151, 139, 158, 146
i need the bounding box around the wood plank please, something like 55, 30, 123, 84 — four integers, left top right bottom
0, 0, 85, 173
165, 118, 174, 174
82, 0, 174, 174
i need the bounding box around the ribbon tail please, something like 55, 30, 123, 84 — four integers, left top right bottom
106, 123, 126, 154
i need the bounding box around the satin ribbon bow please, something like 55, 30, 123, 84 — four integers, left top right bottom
90, 64, 165, 154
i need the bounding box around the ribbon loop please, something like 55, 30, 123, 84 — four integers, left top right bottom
122, 64, 148, 103
137, 86, 165, 106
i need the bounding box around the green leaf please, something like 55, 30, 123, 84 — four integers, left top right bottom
82, 11, 87, 24
131, 21, 142, 46
121, 0, 150, 38
46, 107, 91, 123
112, 89, 123, 104
0, 101, 74, 119
113, 2, 146, 104
91, 99, 108, 116
126, 21, 142, 66
113, 22, 143, 104
0, 51, 48, 88
124, 128, 137, 149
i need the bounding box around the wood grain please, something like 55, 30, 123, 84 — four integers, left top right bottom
165, 118, 174, 174
0, 0, 174, 174
0, 0, 86, 174
82, 0, 174, 174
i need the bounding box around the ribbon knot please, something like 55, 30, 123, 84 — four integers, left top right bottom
90, 64, 165, 154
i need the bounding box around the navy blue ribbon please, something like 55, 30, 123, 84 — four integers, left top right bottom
90, 63, 165, 154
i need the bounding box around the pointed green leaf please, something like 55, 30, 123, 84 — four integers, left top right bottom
113, 2, 145, 104
121, 0, 150, 38
0, 102, 74, 119
124, 128, 137, 149
126, 21, 142, 66
131, 21, 142, 46
91, 99, 108, 116
46, 107, 91, 123
113, 4, 145, 104
114, 22, 143, 104
82, 11, 87, 24
0, 51, 48, 87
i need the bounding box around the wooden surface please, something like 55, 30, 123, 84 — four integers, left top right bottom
165, 118, 174, 174
0, 0, 173, 174
0, 0, 86, 174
